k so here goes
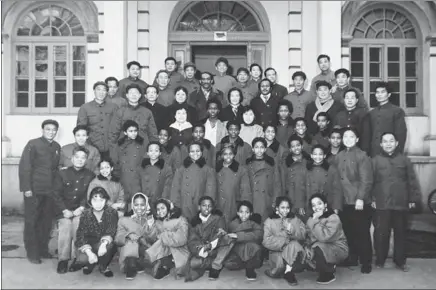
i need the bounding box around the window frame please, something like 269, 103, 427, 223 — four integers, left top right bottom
12, 37, 87, 115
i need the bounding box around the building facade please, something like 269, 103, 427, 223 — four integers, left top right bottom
2, 0, 436, 210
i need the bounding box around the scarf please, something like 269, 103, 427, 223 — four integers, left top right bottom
313, 97, 334, 122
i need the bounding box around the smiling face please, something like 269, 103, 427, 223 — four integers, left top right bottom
237, 70, 249, 83
199, 199, 213, 217
165, 60, 176, 72
185, 67, 195, 79
126, 88, 141, 105
91, 194, 106, 212
336, 72, 349, 87
311, 197, 327, 213
158, 129, 169, 145
329, 132, 342, 148
295, 120, 307, 136
318, 57, 330, 71
146, 87, 158, 103
156, 202, 168, 219
264, 126, 276, 142
216, 62, 228, 74
71, 150, 87, 169
311, 147, 326, 165
128, 64, 141, 78
381, 133, 398, 155
252, 141, 266, 159
317, 86, 330, 101
221, 147, 235, 165
242, 110, 255, 125
175, 89, 187, 103
99, 161, 113, 178
74, 129, 88, 146
260, 80, 272, 95
192, 126, 205, 141
207, 102, 220, 119
290, 140, 302, 156
42, 124, 58, 141
265, 69, 276, 83
189, 144, 202, 161
200, 73, 212, 90
237, 205, 251, 222
229, 90, 241, 106
133, 196, 147, 216
344, 91, 358, 109
316, 115, 329, 131
343, 130, 358, 148
174, 109, 187, 123
147, 144, 161, 161
276, 200, 290, 218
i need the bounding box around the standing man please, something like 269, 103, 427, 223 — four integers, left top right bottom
19, 119, 61, 264
117, 61, 148, 102
154, 70, 174, 107
213, 57, 237, 102
250, 78, 281, 127
236, 67, 258, 106
179, 62, 200, 95
164, 57, 184, 90
264, 67, 288, 100
309, 54, 336, 97
77, 81, 118, 160
284, 71, 315, 119
105, 77, 127, 109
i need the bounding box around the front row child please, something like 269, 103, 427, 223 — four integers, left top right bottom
74, 187, 119, 277
224, 201, 263, 281
185, 196, 234, 282
371, 132, 421, 272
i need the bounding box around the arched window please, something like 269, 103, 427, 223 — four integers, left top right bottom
349, 7, 421, 114
13, 4, 86, 114
176, 1, 261, 32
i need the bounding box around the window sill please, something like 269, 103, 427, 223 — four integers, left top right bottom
7, 112, 79, 116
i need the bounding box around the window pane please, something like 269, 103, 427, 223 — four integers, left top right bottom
370, 63, 380, 77
369, 47, 380, 62
17, 93, 29, 107
405, 47, 416, 62
35, 93, 48, 107
35, 63, 48, 77
351, 81, 363, 93
73, 93, 86, 107
16, 45, 29, 61
390, 93, 400, 106
55, 62, 67, 76
388, 63, 400, 77
389, 81, 400, 92
35, 80, 48, 92
17, 79, 29, 91
73, 62, 86, 76
54, 46, 67, 60
370, 93, 378, 107
405, 63, 416, 77
351, 63, 363, 77
351, 47, 363, 61
406, 81, 416, 93
406, 93, 416, 108
55, 80, 67, 92
73, 46, 86, 60
35, 46, 48, 60
73, 80, 86, 91
54, 93, 67, 108
387, 47, 399, 61
16, 62, 29, 76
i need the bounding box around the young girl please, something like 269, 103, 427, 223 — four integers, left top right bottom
74, 187, 119, 277
111, 120, 147, 210
284, 135, 310, 215
144, 198, 190, 280
115, 193, 154, 280
215, 121, 252, 166
290, 117, 313, 155
262, 196, 306, 285
276, 100, 294, 149
332, 127, 373, 273
219, 87, 244, 124
239, 106, 264, 146
158, 128, 182, 173
305, 145, 342, 215
305, 193, 348, 284
170, 141, 217, 221
133, 141, 174, 206
216, 144, 252, 223
168, 107, 193, 160
225, 201, 263, 281
264, 125, 288, 168
326, 128, 344, 164
192, 124, 216, 168
246, 138, 282, 221
87, 159, 125, 217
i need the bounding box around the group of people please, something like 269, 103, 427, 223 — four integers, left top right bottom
18, 54, 421, 286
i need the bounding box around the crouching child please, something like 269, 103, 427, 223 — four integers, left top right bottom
224, 201, 263, 281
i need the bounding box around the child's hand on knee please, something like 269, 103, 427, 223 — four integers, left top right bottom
85, 249, 98, 264
98, 241, 108, 257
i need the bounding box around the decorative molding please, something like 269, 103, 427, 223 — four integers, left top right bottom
426, 34, 436, 46
86, 33, 99, 43
87, 50, 99, 54
288, 11, 301, 15
341, 34, 353, 47
341, 54, 350, 58
288, 47, 301, 51
138, 10, 149, 14
138, 29, 149, 33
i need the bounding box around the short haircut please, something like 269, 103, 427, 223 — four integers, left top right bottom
219, 143, 237, 155
72, 146, 89, 157
316, 80, 332, 90
127, 61, 141, 69
122, 120, 139, 132
174, 86, 189, 96
292, 71, 307, 81
98, 158, 114, 168
88, 186, 110, 204
93, 81, 108, 91
145, 85, 159, 95
155, 69, 169, 79
188, 140, 204, 153
252, 137, 267, 148
263, 124, 277, 133
215, 57, 229, 67
317, 54, 330, 63
158, 128, 169, 135
294, 117, 307, 126
287, 134, 303, 147
236, 67, 249, 76
342, 127, 360, 138
274, 196, 292, 209
237, 200, 253, 213
192, 123, 205, 132
249, 63, 263, 75
240, 105, 254, 115
316, 112, 330, 122
73, 125, 89, 135
344, 88, 360, 99
41, 119, 59, 129
206, 98, 222, 111
380, 131, 398, 141
226, 120, 241, 131
374, 81, 391, 94
277, 99, 294, 114
329, 128, 343, 138
198, 195, 215, 206
126, 83, 143, 94
258, 78, 273, 90
335, 68, 350, 78
308, 193, 328, 208
264, 67, 276, 77
147, 141, 162, 151
105, 76, 119, 87
311, 144, 326, 154
227, 87, 244, 104
164, 57, 177, 64
200, 71, 214, 80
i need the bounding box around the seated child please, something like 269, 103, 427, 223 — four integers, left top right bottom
53, 147, 95, 274
246, 138, 282, 221
115, 193, 154, 280
284, 135, 310, 215
276, 100, 295, 149
239, 106, 264, 146
325, 128, 344, 164
111, 120, 147, 209
185, 196, 234, 282
144, 198, 190, 280
290, 117, 313, 155
305, 193, 349, 284
87, 159, 125, 217
262, 196, 306, 285
73, 187, 119, 277
191, 124, 216, 168
312, 112, 331, 149
216, 121, 252, 166
216, 144, 252, 224
158, 128, 182, 173
170, 141, 217, 221
133, 141, 173, 206
264, 125, 288, 168
224, 201, 263, 281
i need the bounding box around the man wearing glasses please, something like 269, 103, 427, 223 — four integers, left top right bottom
188, 72, 225, 121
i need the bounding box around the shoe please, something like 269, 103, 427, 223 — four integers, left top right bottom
154, 267, 171, 280
245, 268, 257, 281
126, 268, 136, 280
396, 264, 410, 272
83, 263, 96, 275
57, 260, 69, 274
125, 257, 137, 280
100, 267, 114, 278
284, 271, 298, 286
27, 257, 42, 264
317, 273, 336, 284
208, 268, 221, 280
68, 259, 83, 272
361, 264, 372, 274
264, 269, 282, 279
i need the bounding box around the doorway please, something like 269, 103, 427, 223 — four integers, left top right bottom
191, 45, 247, 76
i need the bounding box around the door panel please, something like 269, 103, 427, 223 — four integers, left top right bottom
170, 43, 190, 74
